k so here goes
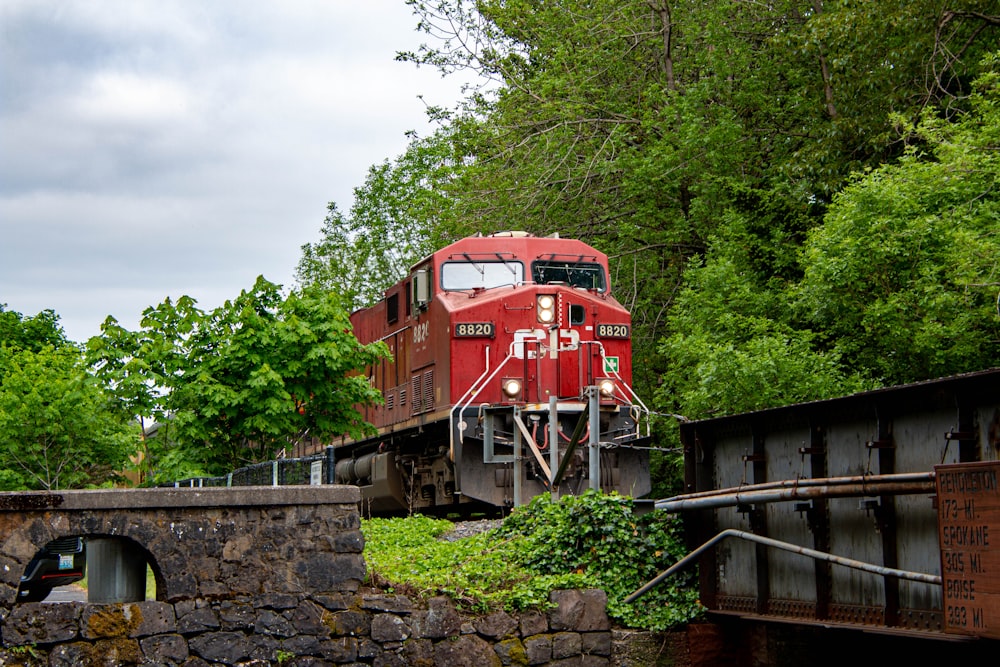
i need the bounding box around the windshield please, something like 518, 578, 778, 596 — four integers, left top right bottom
441, 260, 525, 290
531, 260, 606, 291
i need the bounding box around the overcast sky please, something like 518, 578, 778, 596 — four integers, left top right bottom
1, 1, 472, 344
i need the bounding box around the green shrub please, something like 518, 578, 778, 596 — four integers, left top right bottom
361, 491, 704, 630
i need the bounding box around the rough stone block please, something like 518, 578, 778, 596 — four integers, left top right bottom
494, 637, 528, 666
475, 610, 519, 638
139, 633, 189, 663
409, 595, 462, 639
5, 601, 82, 644
188, 630, 255, 663
524, 634, 553, 665
433, 633, 501, 666
253, 608, 296, 637
549, 589, 610, 632
372, 612, 411, 642
582, 630, 612, 656
553, 631, 583, 659
175, 605, 221, 634
360, 592, 415, 614
520, 609, 548, 637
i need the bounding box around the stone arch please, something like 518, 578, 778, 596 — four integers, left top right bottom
0, 486, 364, 610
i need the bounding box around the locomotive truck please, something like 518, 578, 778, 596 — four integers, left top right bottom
324, 231, 652, 514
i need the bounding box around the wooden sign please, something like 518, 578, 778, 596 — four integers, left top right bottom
936, 461, 1000, 639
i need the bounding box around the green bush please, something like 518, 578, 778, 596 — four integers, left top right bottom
361, 491, 704, 631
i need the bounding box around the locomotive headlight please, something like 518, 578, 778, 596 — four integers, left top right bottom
502, 378, 523, 398
537, 294, 556, 324
598, 378, 616, 397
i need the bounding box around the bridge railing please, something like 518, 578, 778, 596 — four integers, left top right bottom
164, 446, 337, 488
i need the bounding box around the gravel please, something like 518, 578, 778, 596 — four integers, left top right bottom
436, 518, 505, 542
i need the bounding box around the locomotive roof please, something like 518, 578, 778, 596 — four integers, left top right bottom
415, 232, 607, 270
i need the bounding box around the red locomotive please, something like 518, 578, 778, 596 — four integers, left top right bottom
332, 231, 652, 514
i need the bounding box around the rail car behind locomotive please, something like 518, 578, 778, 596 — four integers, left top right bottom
332, 231, 652, 514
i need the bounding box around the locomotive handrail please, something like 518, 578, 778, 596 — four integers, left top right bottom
376, 324, 411, 343
448, 343, 518, 459
583, 340, 652, 438
450, 345, 493, 441
447, 344, 521, 497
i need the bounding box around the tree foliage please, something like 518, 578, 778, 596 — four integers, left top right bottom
0, 305, 69, 352
388, 0, 999, 416
796, 60, 1000, 385
289, 3, 1000, 506
0, 307, 136, 490
87, 277, 391, 481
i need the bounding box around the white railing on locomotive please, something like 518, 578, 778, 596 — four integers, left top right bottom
578, 339, 651, 440
448, 335, 650, 458
448, 337, 527, 463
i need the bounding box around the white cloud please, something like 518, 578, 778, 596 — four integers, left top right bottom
73, 73, 194, 125
0, 1, 473, 343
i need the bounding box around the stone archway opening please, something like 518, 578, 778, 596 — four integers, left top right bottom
16, 535, 160, 604
85, 535, 158, 603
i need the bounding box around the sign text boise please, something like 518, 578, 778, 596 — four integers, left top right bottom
936, 461, 1000, 639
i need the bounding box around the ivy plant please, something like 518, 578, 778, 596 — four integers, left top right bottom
361, 492, 704, 631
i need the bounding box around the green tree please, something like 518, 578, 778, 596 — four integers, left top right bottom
796, 56, 1000, 385
0, 304, 68, 352
657, 253, 872, 421
0, 306, 136, 490
0, 345, 136, 490
308, 1, 997, 498
657, 52, 1000, 427
397, 0, 998, 401
86, 295, 197, 484
88, 277, 391, 480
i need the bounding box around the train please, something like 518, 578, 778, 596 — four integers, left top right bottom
323, 231, 653, 514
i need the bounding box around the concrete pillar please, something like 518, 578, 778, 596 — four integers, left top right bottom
86, 538, 147, 603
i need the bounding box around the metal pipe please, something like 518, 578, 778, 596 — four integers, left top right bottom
624, 528, 942, 604
549, 396, 560, 500
670, 472, 935, 502
513, 413, 522, 507
656, 480, 935, 512
589, 386, 600, 492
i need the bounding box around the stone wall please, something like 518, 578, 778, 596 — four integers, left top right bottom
1, 588, 636, 666
0, 487, 689, 666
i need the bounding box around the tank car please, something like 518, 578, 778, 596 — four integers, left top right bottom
330, 231, 652, 514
